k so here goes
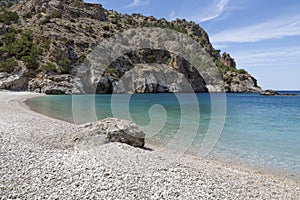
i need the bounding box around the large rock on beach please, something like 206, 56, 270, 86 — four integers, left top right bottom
0, 66, 29, 91
76, 118, 145, 148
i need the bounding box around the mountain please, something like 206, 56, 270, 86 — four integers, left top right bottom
0, 0, 261, 94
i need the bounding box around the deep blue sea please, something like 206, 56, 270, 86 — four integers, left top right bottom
25, 91, 300, 180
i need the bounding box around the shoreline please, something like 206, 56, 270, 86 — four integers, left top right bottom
1, 91, 300, 198
16, 92, 300, 182
18, 92, 300, 183
23, 92, 300, 183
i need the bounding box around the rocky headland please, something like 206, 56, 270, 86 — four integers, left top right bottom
260, 90, 298, 96
0, 0, 262, 94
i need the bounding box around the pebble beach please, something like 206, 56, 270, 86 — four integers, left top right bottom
1, 91, 300, 199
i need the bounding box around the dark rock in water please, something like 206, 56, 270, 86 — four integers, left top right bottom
260, 90, 297, 96
76, 118, 145, 148
260, 90, 279, 96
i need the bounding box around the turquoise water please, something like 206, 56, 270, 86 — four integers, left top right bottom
25, 92, 300, 180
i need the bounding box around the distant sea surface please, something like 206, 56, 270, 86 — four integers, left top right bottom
26, 91, 300, 180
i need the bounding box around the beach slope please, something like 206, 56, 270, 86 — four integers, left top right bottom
0, 91, 299, 199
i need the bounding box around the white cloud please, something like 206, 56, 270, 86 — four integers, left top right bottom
169, 0, 229, 22
169, 11, 175, 20
199, 0, 229, 22
232, 46, 300, 67
211, 14, 300, 43
125, 0, 150, 8
83, 0, 100, 3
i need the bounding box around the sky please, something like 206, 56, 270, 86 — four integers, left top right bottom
84, 0, 300, 90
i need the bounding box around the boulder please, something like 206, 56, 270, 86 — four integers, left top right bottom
76, 118, 145, 148
0, 67, 29, 91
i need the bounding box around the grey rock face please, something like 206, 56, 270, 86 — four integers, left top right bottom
113, 63, 198, 93
0, 24, 10, 35
76, 118, 145, 148
81, 49, 208, 94
0, 67, 29, 91
28, 74, 82, 94
15, 0, 106, 21
224, 71, 262, 93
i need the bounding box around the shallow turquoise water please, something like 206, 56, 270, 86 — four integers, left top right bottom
26, 92, 300, 179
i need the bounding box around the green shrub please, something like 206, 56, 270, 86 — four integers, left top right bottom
1, 29, 45, 71
41, 39, 51, 50
0, 0, 15, 9
239, 75, 248, 81
85, 25, 94, 33
237, 69, 248, 74
216, 60, 230, 74
117, 23, 122, 29
41, 16, 51, 24
147, 55, 156, 63
0, 58, 18, 73
106, 67, 116, 74
64, 24, 71, 31
57, 56, 70, 74
163, 55, 170, 63
40, 62, 57, 73
79, 54, 86, 63
23, 12, 32, 19
3, 31, 16, 45
126, 18, 133, 25
50, 10, 62, 19
232, 80, 240, 85
103, 24, 110, 31
21, 55, 38, 70
112, 18, 118, 24
0, 9, 19, 25
223, 74, 232, 84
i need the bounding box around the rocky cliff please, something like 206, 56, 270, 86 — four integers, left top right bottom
0, 0, 261, 94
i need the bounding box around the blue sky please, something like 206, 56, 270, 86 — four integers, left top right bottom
84, 0, 300, 90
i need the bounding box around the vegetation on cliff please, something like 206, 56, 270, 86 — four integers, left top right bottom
0, 0, 261, 93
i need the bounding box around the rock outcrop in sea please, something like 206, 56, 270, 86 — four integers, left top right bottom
0, 0, 262, 94
260, 90, 297, 96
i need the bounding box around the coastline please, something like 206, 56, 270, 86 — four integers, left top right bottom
1, 91, 300, 198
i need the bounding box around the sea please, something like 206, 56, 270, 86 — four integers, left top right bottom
25, 91, 300, 181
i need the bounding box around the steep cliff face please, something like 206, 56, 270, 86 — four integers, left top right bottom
0, 0, 261, 94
